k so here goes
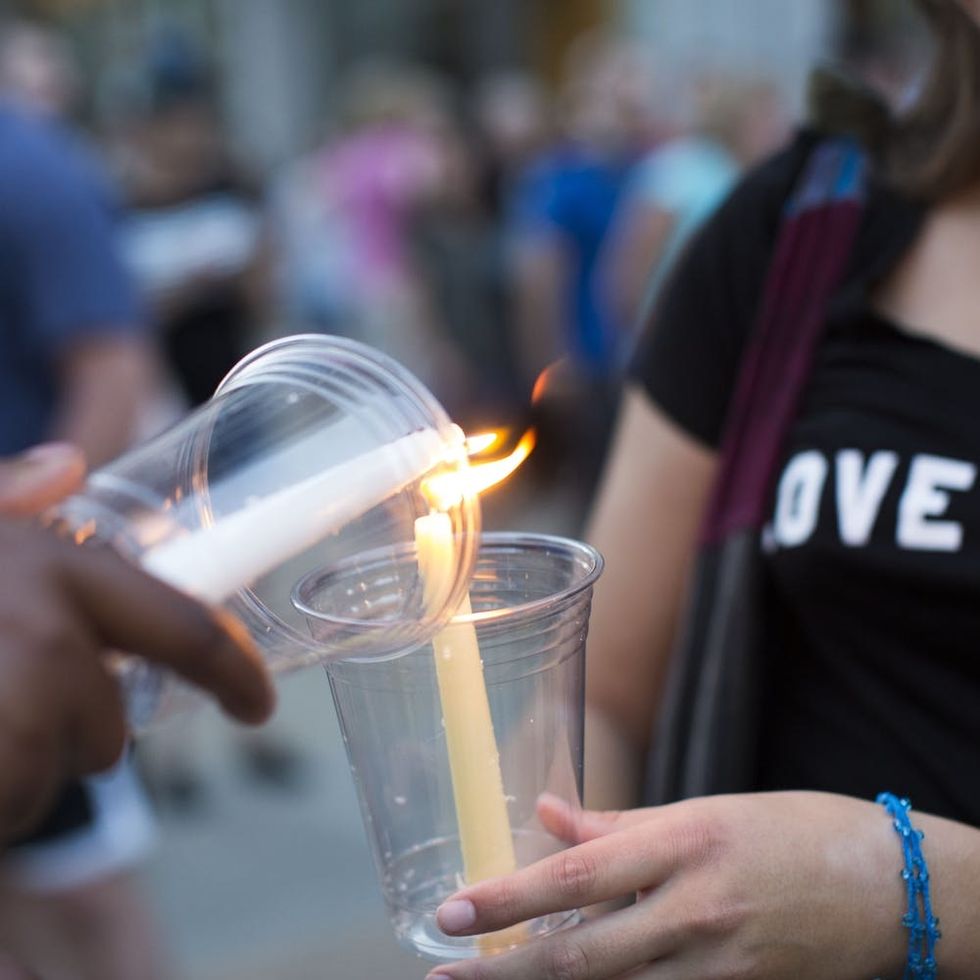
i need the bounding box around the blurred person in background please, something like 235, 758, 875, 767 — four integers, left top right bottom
0, 19, 169, 980
508, 31, 659, 384
436, 71, 552, 430
270, 60, 470, 408
116, 30, 268, 410
505, 31, 660, 521
0, 17, 121, 240
407, 71, 553, 431
605, 73, 788, 331
472, 70, 552, 226
423, 1, 980, 978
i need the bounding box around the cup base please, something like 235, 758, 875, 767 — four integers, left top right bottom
384, 832, 581, 962
396, 907, 580, 963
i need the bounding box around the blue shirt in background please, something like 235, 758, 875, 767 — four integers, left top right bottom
0, 105, 142, 454
509, 147, 633, 377
627, 136, 740, 311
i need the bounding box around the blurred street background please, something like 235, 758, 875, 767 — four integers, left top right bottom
0, 0, 930, 977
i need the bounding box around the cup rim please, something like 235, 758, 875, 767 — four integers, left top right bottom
206, 333, 481, 659
292, 531, 604, 631
449, 532, 603, 625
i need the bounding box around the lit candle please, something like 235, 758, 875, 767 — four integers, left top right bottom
415, 512, 524, 951
144, 428, 447, 603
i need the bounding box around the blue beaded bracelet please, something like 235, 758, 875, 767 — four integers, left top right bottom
877, 793, 941, 980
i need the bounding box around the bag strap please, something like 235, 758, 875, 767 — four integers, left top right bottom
701, 138, 869, 545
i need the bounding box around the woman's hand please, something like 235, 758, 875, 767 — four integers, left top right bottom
426, 792, 908, 980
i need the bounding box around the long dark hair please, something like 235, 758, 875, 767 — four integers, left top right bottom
810, 0, 980, 202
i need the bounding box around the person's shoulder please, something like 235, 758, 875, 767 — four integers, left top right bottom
717, 129, 821, 229
0, 105, 95, 198
640, 135, 721, 168
626, 132, 821, 449
0, 104, 68, 162
743, 124, 921, 280
633, 136, 736, 198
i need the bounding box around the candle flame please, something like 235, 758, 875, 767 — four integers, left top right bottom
465, 431, 502, 457
425, 429, 536, 509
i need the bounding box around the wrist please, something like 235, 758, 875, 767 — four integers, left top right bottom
853, 798, 910, 979
875, 794, 940, 979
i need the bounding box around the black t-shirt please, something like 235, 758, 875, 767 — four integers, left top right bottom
631, 133, 980, 825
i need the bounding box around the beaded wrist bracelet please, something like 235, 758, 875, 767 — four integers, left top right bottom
876, 793, 941, 980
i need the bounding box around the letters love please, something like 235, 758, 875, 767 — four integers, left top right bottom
770, 450, 977, 552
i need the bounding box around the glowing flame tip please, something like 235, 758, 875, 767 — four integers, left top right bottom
465, 431, 502, 457
425, 428, 536, 509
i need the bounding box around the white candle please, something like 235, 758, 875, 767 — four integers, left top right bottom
143, 428, 447, 603
415, 513, 524, 950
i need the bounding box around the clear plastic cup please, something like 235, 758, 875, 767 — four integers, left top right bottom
294, 533, 603, 962
49, 335, 480, 728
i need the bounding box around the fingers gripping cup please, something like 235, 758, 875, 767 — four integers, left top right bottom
49, 335, 480, 728
295, 533, 603, 962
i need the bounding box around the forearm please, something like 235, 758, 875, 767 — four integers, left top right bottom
583, 392, 716, 750
584, 703, 644, 811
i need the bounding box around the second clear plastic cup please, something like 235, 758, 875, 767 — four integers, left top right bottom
49, 334, 479, 727
294, 533, 603, 962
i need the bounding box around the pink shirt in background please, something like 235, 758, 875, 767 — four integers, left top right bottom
317, 123, 442, 294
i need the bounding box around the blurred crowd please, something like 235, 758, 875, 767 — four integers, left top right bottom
0, 15, 793, 980
2, 17, 794, 483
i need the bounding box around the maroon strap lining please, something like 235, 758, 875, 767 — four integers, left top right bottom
702, 199, 864, 544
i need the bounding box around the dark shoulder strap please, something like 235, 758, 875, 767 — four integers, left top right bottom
647, 141, 870, 803
701, 139, 868, 544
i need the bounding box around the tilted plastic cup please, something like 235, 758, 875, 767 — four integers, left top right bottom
49, 334, 480, 728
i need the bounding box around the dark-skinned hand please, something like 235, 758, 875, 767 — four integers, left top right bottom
0, 443, 275, 841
